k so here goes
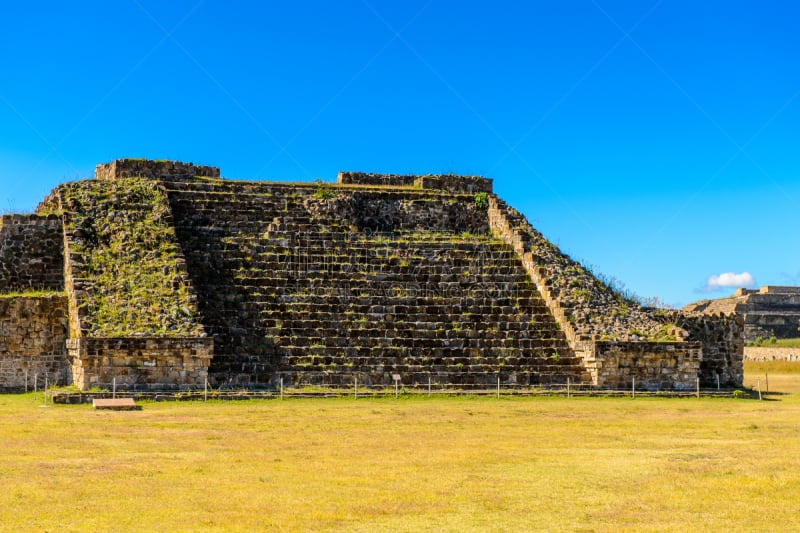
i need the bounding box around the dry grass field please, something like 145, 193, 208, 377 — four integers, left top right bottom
1, 362, 798, 532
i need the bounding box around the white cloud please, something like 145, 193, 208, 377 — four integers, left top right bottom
701, 271, 756, 293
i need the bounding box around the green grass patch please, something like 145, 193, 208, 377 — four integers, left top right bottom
749, 337, 800, 348
0, 290, 65, 299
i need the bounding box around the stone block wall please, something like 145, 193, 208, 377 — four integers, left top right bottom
307, 190, 490, 233
67, 337, 213, 390
338, 172, 492, 194
663, 311, 744, 386
415, 175, 493, 193
337, 172, 418, 188
0, 295, 69, 390
585, 341, 702, 390
744, 346, 800, 362
163, 177, 585, 388
0, 215, 64, 293
95, 159, 220, 182
684, 285, 800, 340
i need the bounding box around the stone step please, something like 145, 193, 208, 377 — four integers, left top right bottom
279, 359, 583, 370
279, 369, 588, 387
275, 343, 580, 358
161, 185, 586, 387
262, 319, 558, 330
165, 181, 476, 200
179, 238, 513, 253
269, 333, 568, 347
278, 350, 576, 365
217, 308, 550, 323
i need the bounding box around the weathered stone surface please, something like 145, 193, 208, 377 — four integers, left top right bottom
487, 196, 743, 388
305, 190, 489, 233
0, 158, 746, 391
487, 197, 666, 343
0, 295, 69, 390
662, 311, 743, 386
585, 341, 702, 391
92, 397, 137, 409
337, 171, 492, 193
414, 175, 492, 194
95, 158, 219, 182
744, 346, 800, 362
0, 215, 64, 293
685, 286, 800, 341
337, 172, 417, 188
55, 178, 205, 338
166, 179, 580, 388
67, 337, 213, 390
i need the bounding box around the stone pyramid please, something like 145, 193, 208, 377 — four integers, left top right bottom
0, 159, 743, 391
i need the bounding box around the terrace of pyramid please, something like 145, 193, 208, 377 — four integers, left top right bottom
0, 158, 743, 392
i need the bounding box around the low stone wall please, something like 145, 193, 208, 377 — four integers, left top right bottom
95, 159, 220, 181
0, 214, 64, 293
585, 341, 702, 390
337, 172, 418, 187
415, 175, 492, 193
744, 347, 800, 362
306, 190, 489, 233
67, 337, 213, 390
0, 295, 69, 390
663, 312, 744, 386
337, 172, 492, 193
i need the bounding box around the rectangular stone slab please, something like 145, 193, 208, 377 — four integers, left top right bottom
92, 398, 137, 410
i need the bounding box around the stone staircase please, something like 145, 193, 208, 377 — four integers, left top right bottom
164, 179, 589, 388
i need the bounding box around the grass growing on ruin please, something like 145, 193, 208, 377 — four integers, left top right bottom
0, 289, 65, 299
59, 179, 203, 336
1, 364, 799, 532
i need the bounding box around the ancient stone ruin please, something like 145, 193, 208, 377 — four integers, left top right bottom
685, 286, 800, 342
0, 158, 744, 391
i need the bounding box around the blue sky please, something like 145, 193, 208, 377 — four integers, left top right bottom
1, 1, 798, 306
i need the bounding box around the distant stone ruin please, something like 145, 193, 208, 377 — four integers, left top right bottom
685, 286, 800, 341
0, 158, 743, 391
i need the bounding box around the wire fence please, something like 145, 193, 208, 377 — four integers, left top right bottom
9, 367, 766, 404
45, 375, 753, 404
